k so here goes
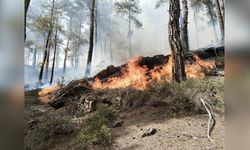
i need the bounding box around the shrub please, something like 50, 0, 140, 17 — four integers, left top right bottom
147, 79, 224, 116
25, 117, 75, 150
72, 105, 115, 149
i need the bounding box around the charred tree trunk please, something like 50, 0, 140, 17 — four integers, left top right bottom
50, 17, 58, 85
215, 0, 224, 41
85, 0, 96, 77
181, 0, 189, 53
25, 0, 31, 40
38, 31, 52, 83
45, 43, 51, 81
168, 0, 186, 83
38, 0, 55, 83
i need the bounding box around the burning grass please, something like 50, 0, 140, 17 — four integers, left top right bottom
93, 55, 216, 91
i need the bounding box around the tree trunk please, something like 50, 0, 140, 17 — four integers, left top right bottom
128, 1, 132, 58
181, 0, 189, 53
25, 0, 31, 40
38, 0, 55, 83
38, 31, 52, 83
193, 8, 199, 48
32, 38, 38, 71
50, 17, 59, 85
85, 0, 96, 77
63, 40, 69, 75
215, 0, 224, 42
205, 2, 219, 43
45, 43, 51, 81
220, 0, 225, 21
168, 0, 186, 83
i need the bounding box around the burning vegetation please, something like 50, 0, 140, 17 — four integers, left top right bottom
93, 54, 216, 91
38, 47, 224, 104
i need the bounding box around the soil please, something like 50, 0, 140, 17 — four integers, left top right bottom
111, 106, 224, 150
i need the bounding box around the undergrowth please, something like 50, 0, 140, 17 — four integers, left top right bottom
147, 78, 224, 116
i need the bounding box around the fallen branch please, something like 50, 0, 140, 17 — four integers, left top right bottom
200, 98, 216, 142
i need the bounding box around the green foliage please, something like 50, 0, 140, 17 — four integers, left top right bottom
114, 0, 142, 28
72, 105, 115, 149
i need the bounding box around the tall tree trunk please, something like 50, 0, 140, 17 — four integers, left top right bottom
85, 0, 96, 77
205, 2, 219, 43
25, 0, 31, 40
128, 1, 132, 58
63, 16, 72, 76
220, 0, 225, 20
168, 0, 186, 83
63, 39, 69, 75
38, 0, 55, 83
193, 8, 199, 48
45, 43, 51, 81
38, 31, 52, 83
32, 38, 38, 71
215, 0, 224, 42
181, 0, 189, 53
50, 17, 59, 85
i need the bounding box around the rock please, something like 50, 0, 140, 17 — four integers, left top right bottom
112, 121, 124, 128
141, 128, 157, 138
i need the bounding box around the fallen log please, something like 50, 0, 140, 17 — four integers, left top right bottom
49, 79, 92, 109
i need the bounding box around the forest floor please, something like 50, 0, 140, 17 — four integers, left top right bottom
111, 104, 224, 150
25, 76, 224, 150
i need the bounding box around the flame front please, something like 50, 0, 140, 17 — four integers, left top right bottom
93, 57, 149, 90
93, 55, 215, 90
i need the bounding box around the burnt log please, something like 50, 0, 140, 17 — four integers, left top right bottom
49, 79, 92, 109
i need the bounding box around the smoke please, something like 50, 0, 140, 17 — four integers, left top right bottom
25, 0, 223, 89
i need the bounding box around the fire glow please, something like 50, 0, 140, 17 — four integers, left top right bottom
93, 55, 215, 90
38, 85, 60, 103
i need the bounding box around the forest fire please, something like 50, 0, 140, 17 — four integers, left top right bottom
37, 54, 216, 103
93, 57, 149, 90
93, 55, 215, 90
38, 85, 60, 103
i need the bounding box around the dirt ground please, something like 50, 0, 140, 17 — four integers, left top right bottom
111, 106, 224, 150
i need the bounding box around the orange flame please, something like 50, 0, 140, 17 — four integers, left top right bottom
93, 55, 215, 90
38, 85, 60, 103
93, 57, 149, 90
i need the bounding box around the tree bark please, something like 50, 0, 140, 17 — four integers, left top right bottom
85, 0, 96, 77
25, 0, 31, 40
168, 0, 186, 83
45, 43, 51, 81
38, 0, 55, 83
50, 17, 59, 85
181, 0, 189, 53
215, 0, 224, 42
